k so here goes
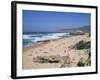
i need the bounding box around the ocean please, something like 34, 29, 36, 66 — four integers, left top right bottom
23, 32, 70, 47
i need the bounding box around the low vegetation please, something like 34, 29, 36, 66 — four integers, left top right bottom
72, 40, 91, 67
77, 54, 91, 67
72, 40, 90, 50
77, 58, 85, 66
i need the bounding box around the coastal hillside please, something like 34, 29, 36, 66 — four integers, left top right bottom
58, 25, 90, 32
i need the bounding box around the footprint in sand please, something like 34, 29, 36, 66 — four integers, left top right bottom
64, 50, 66, 53
39, 49, 42, 51
44, 51, 48, 54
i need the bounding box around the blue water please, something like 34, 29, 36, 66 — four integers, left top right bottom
23, 32, 69, 47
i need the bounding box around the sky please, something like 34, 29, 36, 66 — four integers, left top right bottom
23, 10, 90, 32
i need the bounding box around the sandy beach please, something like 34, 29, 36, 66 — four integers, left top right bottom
22, 33, 91, 69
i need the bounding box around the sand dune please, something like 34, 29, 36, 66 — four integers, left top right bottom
22, 33, 90, 69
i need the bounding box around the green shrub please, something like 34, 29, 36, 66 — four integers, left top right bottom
85, 58, 91, 66
72, 40, 90, 50
77, 58, 85, 66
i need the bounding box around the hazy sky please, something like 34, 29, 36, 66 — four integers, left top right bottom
23, 10, 90, 32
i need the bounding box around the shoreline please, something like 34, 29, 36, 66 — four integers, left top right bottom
23, 34, 80, 50
22, 33, 90, 69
